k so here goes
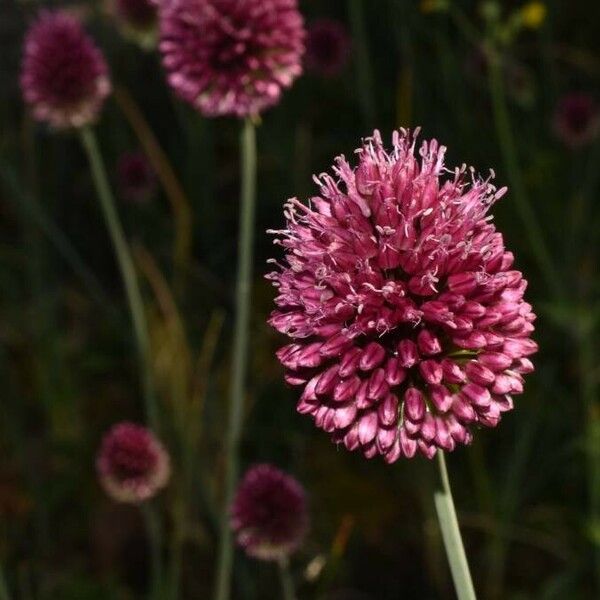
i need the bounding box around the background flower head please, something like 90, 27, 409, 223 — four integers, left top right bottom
553, 92, 599, 148
20, 11, 111, 129
305, 18, 351, 77
96, 422, 170, 504
116, 151, 157, 203
159, 0, 305, 118
231, 464, 308, 560
268, 129, 537, 462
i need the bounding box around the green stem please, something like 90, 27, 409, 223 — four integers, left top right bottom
213, 118, 257, 600
79, 126, 159, 430
142, 503, 164, 600
0, 563, 10, 600
434, 451, 477, 600
487, 52, 562, 300
579, 325, 600, 595
348, 0, 376, 128
277, 557, 297, 600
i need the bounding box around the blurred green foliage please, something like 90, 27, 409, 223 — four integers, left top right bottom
1, 0, 599, 598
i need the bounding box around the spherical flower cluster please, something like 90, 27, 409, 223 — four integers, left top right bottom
231, 464, 308, 560
553, 92, 599, 148
96, 422, 170, 503
159, 0, 305, 118
305, 19, 351, 77
112, 0, 158, 49
267, 129, 537, 462
20, 11, 111, 129
117, 151, 157, 203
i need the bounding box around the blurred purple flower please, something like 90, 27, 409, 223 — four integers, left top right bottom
231, 464, 308, 560
20, 11, 111, 129
267, 129, 537, 462
159, 0, 305, 118
305, 18, 351, 77
97, 422, 170, 504
117, 151, 157, 203
553, 92, 599, 148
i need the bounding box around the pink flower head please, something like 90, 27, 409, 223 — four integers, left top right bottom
20, 11, 111, 129
553, 92, 599, 148
96, 422, 170, 503
305, 19, 351, 77
231, 464, 308, 560
117, 151, 157, 203
267, 129, 537, 462
159, 0, 305, 118
112, 0, 158, 48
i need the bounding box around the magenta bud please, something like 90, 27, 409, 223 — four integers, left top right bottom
338, 347, 362, 378
417, 440, 437, 459
451, 396, 477, 423
420, 412, 436, 442
315, 365, 340, 395
378, 393, 399, 426
359, 342, 386, 371
398, 339, 418, 368
333, 375, 361, 402
448, 272, 478, 295
333, 403, 357, 429
295, 342, 324, 368
419, 360, 443, 384
384, 440, 402, 464
429, 384, 453, 412
404, 387, 425, 422
384, 357, 406, 386
320, 333, 353, 358
441, 359, 466, 384
367, 368, 389, 400
417, 329, 442, 355
358, 411, 378, 445
465, 361, 495, 385
479, 352, 512, 372
503, 338, 538, 358
399, 427, 417, 458
461, 383, 491, 408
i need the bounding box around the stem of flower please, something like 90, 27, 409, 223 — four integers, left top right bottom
79, 126, 163, 596
214, 118, 257, 600
277, 556, 297, 600
142, 503, 164, 600
487, 53, 562, 300
434, 451, 477, 600
0, 562, 10, 600
79, 126, 159, 429
578, 323, 600, 595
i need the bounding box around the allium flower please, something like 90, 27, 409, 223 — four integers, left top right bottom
20, 11, 111, 129
117, 151, 157, 203
231, 464, 308, 560
96, 422, 170, 503
267, 129, 537, 462
159, 0, 305, 118
305, 19, 351, 77
553, 92, 599, 148
112, 0, 158, 49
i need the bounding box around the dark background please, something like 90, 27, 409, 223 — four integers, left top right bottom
1, 0, 599, 598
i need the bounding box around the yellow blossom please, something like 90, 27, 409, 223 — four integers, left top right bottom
520, 1, 547, 29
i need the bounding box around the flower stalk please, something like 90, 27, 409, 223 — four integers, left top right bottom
278, 557, 297, 600
214, 118, 257, 600
434, 451, 477, 600
79, 126, 159, 430
79, 126, 163, 595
